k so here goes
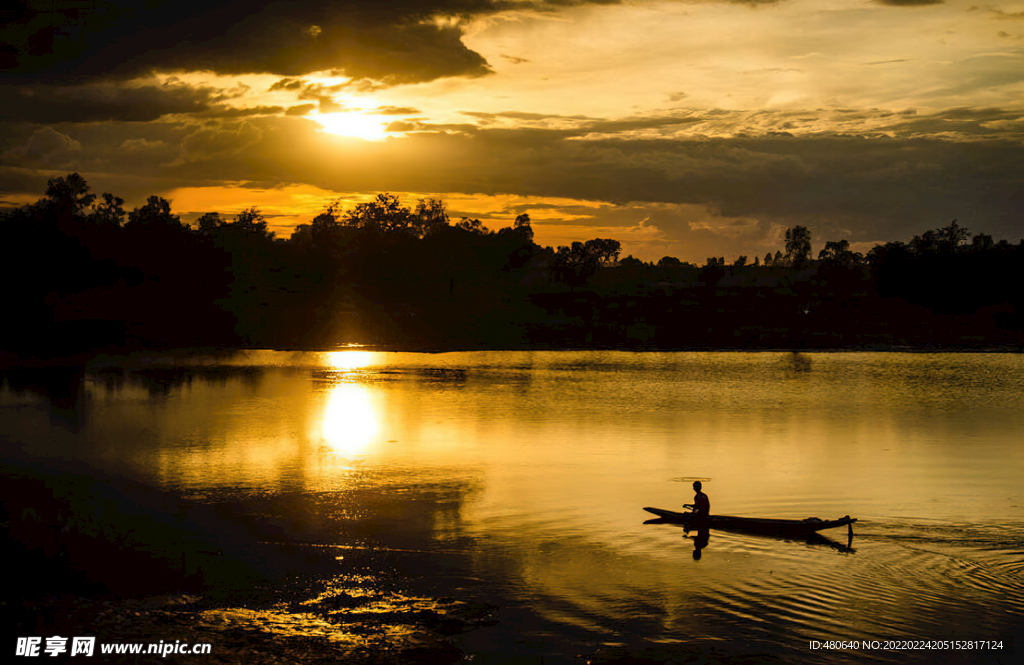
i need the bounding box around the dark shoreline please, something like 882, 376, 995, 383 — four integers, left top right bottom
3, 342, 1022, 370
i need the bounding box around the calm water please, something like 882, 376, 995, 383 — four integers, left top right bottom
3, 351, 1023, 663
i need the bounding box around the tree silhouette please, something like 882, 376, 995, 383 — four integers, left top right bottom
586, 238, 621, 265
455, 217, 490, 235
126, 196, 186, 231
818, 239, 860, 267
552, 238, 621, 286
44, 173, 95, 218
971, 233, 994, 252
196, 212, 224, 235
785, 225, 812, 269
513, 213, 534, 242
938, 219, 969, 253
233, 207, 274, 240
88, 193, 126, 228
344, 193, 413, 234
910, 229, 940, 254
409, 198, 448, 238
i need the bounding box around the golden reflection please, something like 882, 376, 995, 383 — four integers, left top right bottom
325, 351, 375, 370
319, 383, 378, 456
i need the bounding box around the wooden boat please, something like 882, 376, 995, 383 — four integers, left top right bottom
643, 507, 856, 536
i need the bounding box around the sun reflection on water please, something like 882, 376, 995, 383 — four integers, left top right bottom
324, 351, 376, 370
320, 382, 379, 456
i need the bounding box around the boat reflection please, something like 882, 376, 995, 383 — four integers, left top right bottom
646, 518, 857, 554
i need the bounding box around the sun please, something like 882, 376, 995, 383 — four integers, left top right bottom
315, 112, 388, 141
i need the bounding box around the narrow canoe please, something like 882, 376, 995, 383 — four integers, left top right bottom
643, 507, 856, 535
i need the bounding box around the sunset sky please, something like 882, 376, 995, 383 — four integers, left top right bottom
2, 0, 1023, 262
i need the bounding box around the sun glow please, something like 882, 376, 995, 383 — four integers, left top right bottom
315, 112, 389, 140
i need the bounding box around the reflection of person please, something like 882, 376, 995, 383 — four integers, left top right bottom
692, 530, 709, 559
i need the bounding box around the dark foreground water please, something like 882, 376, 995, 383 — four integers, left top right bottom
3, 351, 1023, 663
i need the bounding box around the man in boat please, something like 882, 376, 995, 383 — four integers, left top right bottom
684, 481, 711, 538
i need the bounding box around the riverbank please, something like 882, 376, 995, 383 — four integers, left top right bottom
3, 342, 1023, 370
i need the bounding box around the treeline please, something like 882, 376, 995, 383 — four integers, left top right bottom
2, 173, 1023, 356
617, 218, 1023, 320
556, 219, 1023, 348
0, 174, 620, 354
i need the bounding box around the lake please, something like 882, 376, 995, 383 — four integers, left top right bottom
3, 351, 1022, 663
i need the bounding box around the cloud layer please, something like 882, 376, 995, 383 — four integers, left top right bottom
4, 103, 1020, 261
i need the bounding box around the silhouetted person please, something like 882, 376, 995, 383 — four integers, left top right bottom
685, 481, 711, 541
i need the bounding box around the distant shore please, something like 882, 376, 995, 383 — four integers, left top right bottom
3, 342, 1022, 370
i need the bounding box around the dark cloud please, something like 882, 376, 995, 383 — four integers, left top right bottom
0, 166, 61, 208
0, 118, 205, 202
179, 121, 263, 162
2, 127, 81, 166
270, 78, 305, 91
0, 1, 500, 86
119, 138, 172, 153
0, 81, 220, 123
316, 21, 494, 85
